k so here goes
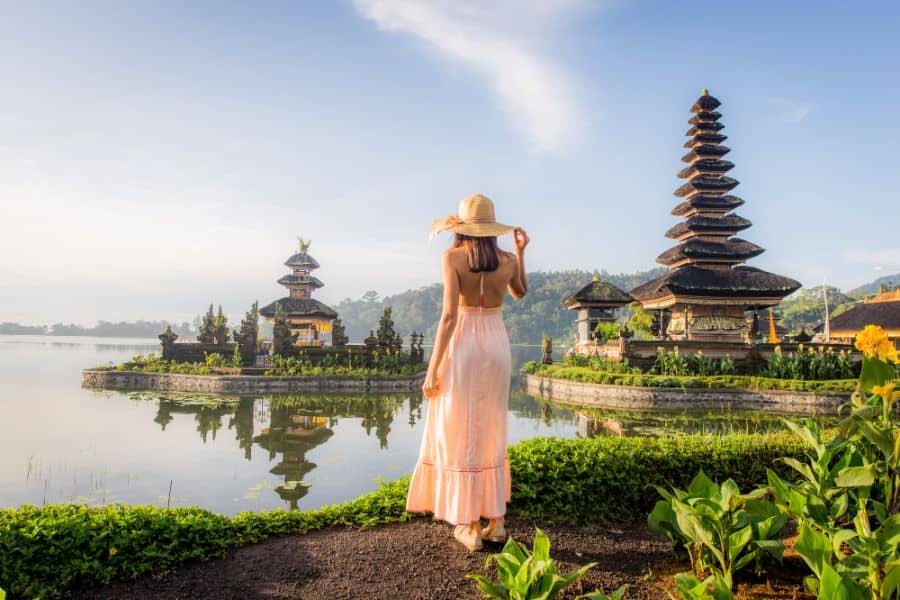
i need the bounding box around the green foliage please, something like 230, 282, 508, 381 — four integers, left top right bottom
757, 348, 900, 598
111, 353, 215, 375
764, 345, 857, 380
508, 433, 806, 523
673, 571, 733, 599
648, 472, 786, 589
204, 352, 227, 368
0, 477, 415, 599
524, 362, 857, 393
333, 269, 665, 344
563, 354, 638, 374
264, 354, 424, 378
593, 321, 620, 342
627, 302, 654, 339
231, 345, 243, 368
780, 286, 854, 333
653, 348, 737, 377
466, 528, 598, 600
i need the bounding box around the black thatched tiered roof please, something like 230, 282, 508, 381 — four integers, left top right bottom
263, 239, 337, 321
276, 274, 324, 288
259, 297, 338, 320
632, 90, 800, 306
563, 276, 632, 309
285, 252, 320, 269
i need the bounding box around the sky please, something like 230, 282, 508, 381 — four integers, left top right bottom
1, 0, 898, 325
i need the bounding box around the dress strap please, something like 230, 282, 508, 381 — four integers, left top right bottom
479, 271, 485, 309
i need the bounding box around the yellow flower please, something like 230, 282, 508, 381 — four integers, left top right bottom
109, 547, 118, 557
873, 383, 898, 400
855, 325, 899, 363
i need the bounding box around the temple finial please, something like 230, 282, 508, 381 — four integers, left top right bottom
297, 237, 311, 253
701, 88, 709, 96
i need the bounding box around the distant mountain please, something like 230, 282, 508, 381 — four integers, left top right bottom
849, 272, 900, 297
333, 268, 665, 345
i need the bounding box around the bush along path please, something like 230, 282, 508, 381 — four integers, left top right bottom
646, 325, 900, 599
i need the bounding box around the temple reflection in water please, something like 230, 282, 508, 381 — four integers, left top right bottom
146, 393, 424, 510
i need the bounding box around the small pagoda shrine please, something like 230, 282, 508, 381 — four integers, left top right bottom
563, 275, 632, 349
260, 238, 338, 346
630, 90, 800, 342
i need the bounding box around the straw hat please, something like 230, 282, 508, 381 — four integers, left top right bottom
430, 194, 516, 239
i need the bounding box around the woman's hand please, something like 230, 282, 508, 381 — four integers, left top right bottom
422, 372, 441, 399
514, 228, 529, 252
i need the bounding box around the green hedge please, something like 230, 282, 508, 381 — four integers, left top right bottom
0, 478, 412, 599
523, 362, 857, 393
507, 433, 805, 523
1, 434, 806, 598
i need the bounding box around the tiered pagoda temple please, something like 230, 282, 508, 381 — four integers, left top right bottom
563, 276, 632, 349
260, 239, 338, 346
630, 90, 800, 342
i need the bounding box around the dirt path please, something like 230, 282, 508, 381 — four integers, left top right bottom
77, 516, 673, 599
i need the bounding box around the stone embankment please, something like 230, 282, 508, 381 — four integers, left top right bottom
82, 369, 426, 394
522, 371, 851, 415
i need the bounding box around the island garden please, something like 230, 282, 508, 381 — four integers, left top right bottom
82, 239, 428, 393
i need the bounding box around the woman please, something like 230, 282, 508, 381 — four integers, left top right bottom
406, 193, 529, 551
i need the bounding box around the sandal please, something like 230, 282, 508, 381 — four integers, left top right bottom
481, 521, 507, 543
454, 525, 483, 551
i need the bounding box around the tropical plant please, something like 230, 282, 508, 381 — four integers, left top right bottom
593, 321, 620, 342
466, 528, 601, 600
231, 345, 243, 368
648, 472, 786, 589
765, 325, 899, 599
204, 352, 227, 368
672, 571, 732, 599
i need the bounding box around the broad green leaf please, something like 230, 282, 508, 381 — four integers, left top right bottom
687, 472, 719, 500
648, 500, 678, 541
881, 561, 900, 600
781, 457, 817, 486
819, 563, 870, 600
728, 525, 753, 559
831, 528, 857, 558
465, 575, 509, 599
754, 539, 784, 562
795, 523, 832, 578
533, 528, 551, 562
860, 356, 895, 392
835, 465, 877, 488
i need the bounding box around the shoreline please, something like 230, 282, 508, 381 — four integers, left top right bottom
521, 371, 851, 415
82, 369, 427, 393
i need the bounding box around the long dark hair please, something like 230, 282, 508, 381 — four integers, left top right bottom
454, 234, 500, 272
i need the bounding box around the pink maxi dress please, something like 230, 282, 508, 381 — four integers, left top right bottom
406, 272, 512, 525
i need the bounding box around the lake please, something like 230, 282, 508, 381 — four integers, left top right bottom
0, 335, 797, 515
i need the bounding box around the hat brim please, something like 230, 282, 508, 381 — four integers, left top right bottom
445, 222, 516, 237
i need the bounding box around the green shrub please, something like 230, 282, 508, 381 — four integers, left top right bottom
507, 433, 806, 523
0, 477, 414, 599
523, 362, 857, 393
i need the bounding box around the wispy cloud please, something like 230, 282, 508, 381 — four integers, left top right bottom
351, 0, 591, 152
759, 96, 810, 122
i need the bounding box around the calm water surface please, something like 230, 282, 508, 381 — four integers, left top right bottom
0, 335, 797, 515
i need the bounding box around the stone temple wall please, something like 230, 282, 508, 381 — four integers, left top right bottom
82, 369, 425, 394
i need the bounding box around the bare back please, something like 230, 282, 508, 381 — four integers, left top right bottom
446, 247, 520, 309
